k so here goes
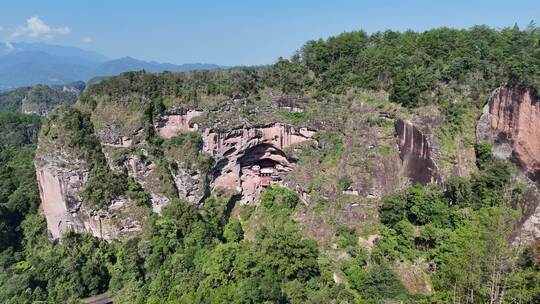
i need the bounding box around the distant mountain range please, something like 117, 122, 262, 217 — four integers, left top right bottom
0, 42, 222, 89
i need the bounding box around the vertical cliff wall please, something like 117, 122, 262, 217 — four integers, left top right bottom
395, 119, 439, 185
35, 155, 89, 238
477, 85, 540, 180
34, 107, 147, 240
34, 147, 142, 240
477, 85, 540, 243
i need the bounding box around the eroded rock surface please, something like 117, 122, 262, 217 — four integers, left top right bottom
203, 123, 315, 204
170, 162, 206, 205
35, 148, 143, 240
513, 184, 540, 244
35, 152, 89, 239
477, 85, 540, 180
477, 85, 540, 242
106, 149, 172, 211
156, 109, 203, 139
395, 119, 439, 185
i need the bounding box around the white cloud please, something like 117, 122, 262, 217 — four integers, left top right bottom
81, 36, 93, 43
12, 16, 70, 38
0, 26, 4, 32
5, 41, 14, 50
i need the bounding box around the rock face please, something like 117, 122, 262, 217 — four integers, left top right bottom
202, 123, 315, 204
477, 85, 540, 180
512, 184, 540, 244
34, 149, 142, 240
35, 101, 315, 239
170, 163, 206, 205
156, 109, 203, 138
477, 85, 540, 243
395, 119, 439, 185
518, 204, 540, 243
35, 152, 90, 239
109, 149, 172, 212
101, 136, 133, 148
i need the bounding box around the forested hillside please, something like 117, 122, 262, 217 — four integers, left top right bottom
0, 25, 539, 304
0, 82, 84, 114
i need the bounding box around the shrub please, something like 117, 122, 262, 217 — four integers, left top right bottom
337, 175, 353, 191
474, 142, 493, 169
260, 186, 299, 210
81, 161, 128, 210
127, 177, 150, 207
336, 224, 357, 249
223, 219, 244, 242
445, 176, 473, 207
358, 264, 408, 302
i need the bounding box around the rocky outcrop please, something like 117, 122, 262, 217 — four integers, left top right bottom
101, 136, 133, 148
156, 109, 203, 139
19, 84, 81, 116
121, 152, 155, 181
108, 150, 172, 212
202, 123, 315, 204
35, 151, 90, 239
170, 163, 206, 205
398, 260, 433, 295
35, 148, 143, 240
35, 98, 315, 239
272, 94, 309, 113
477, 85, 540, 180
203, 123, 315, 154
518, 205, 540, 243
477, 85, 540, 242
512, 184, 540, 244
395, 119, 439, 185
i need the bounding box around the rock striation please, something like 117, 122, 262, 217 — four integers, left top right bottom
477, 85, 540, 180
202, 123, 315, 203
477, 85, 540, 243
35, 102, 316, 239
35, 148, 142, 240
395, 119, 439, 185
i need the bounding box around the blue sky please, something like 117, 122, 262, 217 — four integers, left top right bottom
1, 0, 539, 65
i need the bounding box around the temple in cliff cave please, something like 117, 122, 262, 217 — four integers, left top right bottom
237, 148, 295, 203
245, 162, 291, 188
202, 123, 316, 205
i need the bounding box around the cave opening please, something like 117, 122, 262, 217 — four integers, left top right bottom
236, 143, 296, 203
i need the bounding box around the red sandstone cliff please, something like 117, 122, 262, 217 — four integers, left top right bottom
477, 85, 540, 180
477, 85, 540, 243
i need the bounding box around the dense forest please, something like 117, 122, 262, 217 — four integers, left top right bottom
0, 25, 540, 303
86, 23, 540, 110
0, 82, 83, 114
